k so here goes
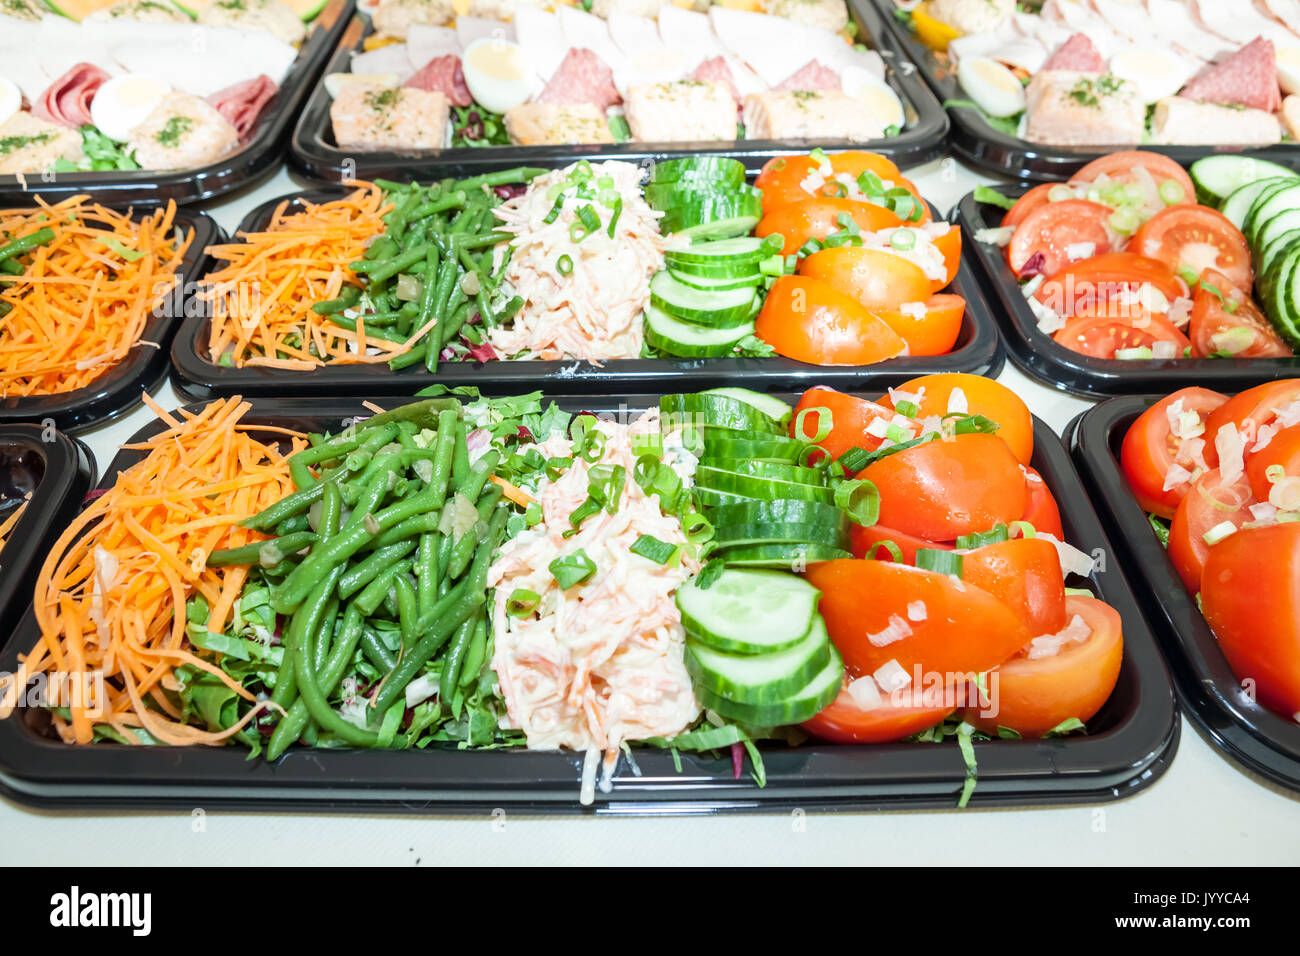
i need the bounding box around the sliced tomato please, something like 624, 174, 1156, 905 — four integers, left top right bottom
961, 595, 1124, 738
1201, 523, 1300, 718
798, 246, 933, 310
1121, 387, 1228, 518
755, 197, 903, 256
1246, 423, 1300, 505
1188, 271, 1291, 359
755, 275, 906, 366
867, 293, 964, 356
1071, 151, 1196, 204
1205, 379, 1300, 446
849, 523, 951, 563
857, 433, 1028, 542
805, 559, 1031, 682
961, 537, 1068, 636
1033, 252, 1183, 321
1167, 468, 1256, 593
928, 223, 961, 291
1053, 307, 1192, 360
1001, 183, 1057, 229
1132, 205, 1253, 291
754, 153, 928, 220
1022, 466, 1064, 539
802, 684, 954, 744
1007, 199, 1112, 279
790, 386, 912, 459
884, 373, 1034, 465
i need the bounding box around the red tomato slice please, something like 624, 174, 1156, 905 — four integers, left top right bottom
884, 373, 1035, 465
1022, 465, 1064, 539
755, 275, 906, 366
1188, 270, 1291, 359
1132, 205, 1253, 291
1007, 199, 1112, 279
798, 246, 933, 310
1246, 423, 1300, 505
928, 224, 961, 291
1053, 307, 1192, 360
867, 293, 964, 356
802, 684, 954, 744
1205, 379, 1300, 445
755, 197, 903, 256
857, 433, 1028, 542
850, 523, 952, 563
961, 537, 1068, 636
1121, 386, 1228, 518
805, 559, 1031, 682
790, 386, 913, 458
1033, 252, 1183, 321
1001, 183, 1056, 229
1168, 468, 1256, 593
961, 595, 1124, 738
1201, 523, 1300, 718
1071, 151, 1196, 204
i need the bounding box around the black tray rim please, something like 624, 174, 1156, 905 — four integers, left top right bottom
0, 392, 1177, 814
0, 207, 221, 435
0, 425, 96, 650
0, 0, 354, 207
955, 184, 1300, 398
287, 0, 950, 184
169, 183, 1004, 398
868, 0, 1300, 183
1070, 395, 1300, 793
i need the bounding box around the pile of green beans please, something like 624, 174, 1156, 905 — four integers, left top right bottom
205, 397, 512, 759
314, 168, 540, 374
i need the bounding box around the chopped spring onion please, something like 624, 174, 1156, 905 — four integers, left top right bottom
569, 222, 589, 242
507, 588, 541, 616
886, 423, 911, 443
869, 539, 904, 562
835, 211, 861, 234
1048, 184, 1074, 202
954, 523, 1009, 550
857, 170, 885, 196
889, 228, 917, 251
794, 407, 832, 443
1108, 207, 1139, 235
837, 445, 871, 473
834, 478, 880, 527
549, 549, 597, 589
543, 196, 565, 224
759, 254, 786, 276
916, 548, 962, 576
630, 534, 679, 565
1115, 346, 1154, 360
894, 400, 919, 419
556, 254, 573, 276
1158, 179, 1185, 205
1009, 520, 1037, 539
681, 509, 714, 545
606, 197, 623, 237
1177, 265, 1199, 286
587, 463, 626, 514
1201, 520, 1237, 546
797, 238, 823, 258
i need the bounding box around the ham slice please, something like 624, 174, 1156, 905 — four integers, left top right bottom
33, 62, 109, 130
774, 59, 840, 92
404, 54, 472, 108
1180, 36, 1282, 112
537, 48, 621, 110
207, 75, 278, 140
1042, 33, 1106, 73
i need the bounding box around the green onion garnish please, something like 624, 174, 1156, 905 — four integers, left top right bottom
1158, 179, 1185, 206
834, 478, 880, 527
889, 228, 916, 251
630, 534, 678, 565
794, 406, 833, 443
556, 253, 573, 275
507, 588, 541, 616
549, 550, 597, 589
606, 196, 623, 237
916, 548, 962, 576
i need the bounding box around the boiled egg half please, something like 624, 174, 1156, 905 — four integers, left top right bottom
91, 74, 170, 142
842, 66, 906, 131
1109, 48, 1195, 104
0, 77, 20, 128
462, 38, 535, 115
1278, 46, 1300, 97
956, 56, 1025, 118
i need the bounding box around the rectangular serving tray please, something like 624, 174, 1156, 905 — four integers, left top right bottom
287, 0, 949, 184
0, 392, 1177, 813
1069, 396, 1300, 792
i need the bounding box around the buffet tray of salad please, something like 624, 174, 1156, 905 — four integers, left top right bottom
874, 0, 1300, 182
0, 0, 353, 205
1071, 387, 1300, 791
0, 195, 220, 432
170, 151, 1002, 399
288, 0, 949, 184
0, 380, 1177, 812
957, 149, 1300, 397
0, 424, 95, 653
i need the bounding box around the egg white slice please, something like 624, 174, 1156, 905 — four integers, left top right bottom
956, 56, 1025, 119
1278, 46, 1300, 97
462, 38, 536, 116
0, 77, 20, 128
91, 74, 170, 143
1109, 48, 1195, 104
842, 67, 906, 130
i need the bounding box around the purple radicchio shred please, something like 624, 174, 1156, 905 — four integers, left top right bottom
1019, 250, 1047, 279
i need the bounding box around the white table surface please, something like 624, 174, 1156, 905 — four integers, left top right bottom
3, 157, 1297, 866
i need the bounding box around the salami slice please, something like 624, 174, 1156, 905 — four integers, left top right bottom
33, 62, 110, 129
207, 75, 279, 140
1041, 33, 1106, 73
774, 60, 840, 92
691, 56, 741, 106
536, 48, 621, 110
404, 54, 472, 108
1179, 36, 1282, 113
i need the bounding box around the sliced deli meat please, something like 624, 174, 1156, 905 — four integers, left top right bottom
537, 48, 621, 110
33, 62, 110, 130
775, 59, 841, 92
743, 89, 885, 142
207, 75, 279, 140
503, 102, 614, 145
1024, 71, 1145, 145
331, 82, 449, 150
404, 54, 473, 107
624, 80, 736, 141
1041, 33, 1106, 73
691, 55, 741, 106
1150, 95, 1282, 145
1179, 36, 1283, 113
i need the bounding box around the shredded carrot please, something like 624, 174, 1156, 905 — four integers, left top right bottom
0, 497, 28, 552
491, 474, 534, 508
198, 183, 431, 369
0, 395, 305, 745
0, 195, 192, 397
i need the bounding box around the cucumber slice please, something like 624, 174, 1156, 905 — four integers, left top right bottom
1244, 182, 1300, 249
648, 156, 747, 186
1262, 240, 1300, 348
676, 567, 820, 654
685, 617, 831, 704
660, 393, 785, 433
677, 216, 762, 242
645, 182, 760, 209
1189, 155, 1299, 207
664, 238, 765, 278
1253, 210, 1300, 268
713, 542, 851, 566
699, 437, 803, 463
713, 520, 851, 551
709, 498, 849, 532
672, 269, 762, 292
1222, 177, 1292, 230
691, 486, 755, 508
649, 271, 758, 327
696, 645, 843, 726
660, 193, 764, 236
695, 466, 834, 503
644, 305, 753, 358
702, 387, 794, 424
696, 459, 826, 486
1261, 228, 1300, 277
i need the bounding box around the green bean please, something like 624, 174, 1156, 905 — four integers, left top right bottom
355, 397, 460, 433
338, 540, 416, 599
273, 513, 311, 536
362, 236, 398, 261
351, 246, 426, 283
269, 563, 343, 711
369, 581, 479, 715
451, 421, 471, 489
360, 626, 397, 671
455, 448, 499, 499
447, 484, 503, 580
427, 408, 459, 505
291, 613, 379, 749
311, 593, 338, 674
206, 531, 318, 568
326, 313, 407, 345
0, 227, 55, 265
416, 532, 439, 617
439, 614, 476, 707
320, 480, 342, 538
458, 615, 488, 690
266, 604, 365, 760
455, 167, 547, 191
250, 483, 326, 531
410, 191, 467, 218
365, 511, 442, 551
311, 285, 361, 315
394, 575, 418, 645
344, 455, 399, 530
354, 559, 413, 617
425, 259, 462, 373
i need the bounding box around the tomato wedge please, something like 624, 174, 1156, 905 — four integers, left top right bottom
928, 224, 961, 291
802, 685, 954, 744
798, 246, 933, 310
1001, 184, 1057, 229
1167, 468, 1256, 593
1121, 387, 1228, 518
858, 434, 1028, 541
1053, 307, 1192, 360
961, 537, 1068, 636
1188, 270, 1291, 359
1033, 252, 1183, 321
885, 373, 1034, 465
755, 275, 906, 366
850, 523, 952, 563
961, 596, 1124, 738
867, 294, 964, 356
1132, 204, 1253, 291
1072, 151, 1196, 204
1022, 466, 1064, 539
790, 386, 912, 458
1007, 199, 1112, 279
1205, 379, 1300, 444
1246, 423, 1300, 505
755, 197, 903, 256
805, 559, 1031, 682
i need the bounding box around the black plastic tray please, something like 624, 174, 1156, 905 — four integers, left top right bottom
0, 208, 220, 434
0, 426, 96, 648
869, 0, 1300, 183
170, 185, 1003, 399
1070, 396, 1300, 792
956, 185, 1300, 397
288, 0, 949, 184
0, 0, 353, 207
0, 392, 1176, 813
